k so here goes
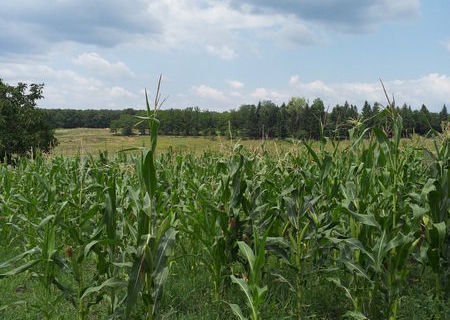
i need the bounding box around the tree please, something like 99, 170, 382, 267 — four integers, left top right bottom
119, 115, 135, 136
439, 105, 448, 124
309, 98, 325, 139
400, 104, 414, 136
110, 114, 135, 136
0, 79, 57, 161
277, 103, 288, 138
110, 120, 120, 134
328, 101, 357, 139
258, 101, 278, 138
247, 105, 259, 138
38, 97, 447, 141
361, 101, 372, 123
287, 97, 308, 138
414, 104, 430, 135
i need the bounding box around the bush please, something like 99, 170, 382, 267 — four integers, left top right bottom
120, 123, 134, 136
109, 114, 135, 136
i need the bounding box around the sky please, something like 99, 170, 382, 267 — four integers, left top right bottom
0, 0, 449, 112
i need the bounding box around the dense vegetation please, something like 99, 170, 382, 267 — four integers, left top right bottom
44, 99, 448, 139
1, 98, 448, 319
0, 79, 57, 161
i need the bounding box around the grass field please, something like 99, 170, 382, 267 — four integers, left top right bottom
52, 128, 436, 156
52, 128, 294, 156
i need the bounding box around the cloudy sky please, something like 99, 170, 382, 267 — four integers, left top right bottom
1, 0, 449, 111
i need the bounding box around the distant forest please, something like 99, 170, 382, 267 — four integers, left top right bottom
44, 98, 448, 139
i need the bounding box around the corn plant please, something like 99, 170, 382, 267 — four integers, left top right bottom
124, 77, 177, 320
327, 105, 425, 319
0, 81, 448, 319
229, 230, 268, 320
418, 132, 448, 296
178, 147, 251, 301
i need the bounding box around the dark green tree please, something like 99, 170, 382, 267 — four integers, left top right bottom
277, 103, 288, 138
361, 101, 372, 124
110, 114, 135, 136
309, 98, 325, 139
0, 79, 57, 161
439, 105, 448, 124
400, 104, 415, 136
120, 115, 135, 136
257, 100, 278, 138
286, 97, 308, 138
414, 104, 430, 135
43, 97, 446, 140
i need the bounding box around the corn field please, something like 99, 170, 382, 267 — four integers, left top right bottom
0, 97, 448, 319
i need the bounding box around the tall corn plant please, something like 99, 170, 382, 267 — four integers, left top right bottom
418, 128, 448, 297
0, 170, 70, 319
282, 194, 321, 320
229, 229, 268, 320
179, 148, 248, 300
329, 90, 422, 319
125, 75, 177, 320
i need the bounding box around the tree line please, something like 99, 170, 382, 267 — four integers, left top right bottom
44, 98, 448, 139
3, 78, 447, 161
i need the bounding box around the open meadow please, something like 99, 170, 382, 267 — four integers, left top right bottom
52, 128, 296, 156
52, 128, 436, 156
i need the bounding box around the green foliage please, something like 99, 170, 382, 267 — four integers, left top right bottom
230, 236, 268, 320
45, 100, 445, 140
0, 79, 57, 161
110, 114, 136, 136
124, 87, 177, 320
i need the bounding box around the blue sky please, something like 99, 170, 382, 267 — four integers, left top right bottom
1, 0, 449, 111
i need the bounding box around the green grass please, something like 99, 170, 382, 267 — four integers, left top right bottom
52, 128, 436, 156
52, 128, 295, 156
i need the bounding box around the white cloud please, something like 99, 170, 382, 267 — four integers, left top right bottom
227, 80, 244, 89
221, 74, 449, 112
143, 0, 319, 57
0, 1, 419, 58
74, 52, 135, 78
108, 86, 137, 99
289, 75, 333, 93
2, 57, 448, 112
250, 88, 268, 99
0, 61, 138, 108
287, 73, 450, 111
289, 75, 300, 86
250, 87, 285, 101
193, 84, 225, 100
206, 45, 236, 60
175, 73, 449, 111
271, 21, 319, 46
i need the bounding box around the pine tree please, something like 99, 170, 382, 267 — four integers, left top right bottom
361, 101, 372, 126
439, 105, 448, 123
